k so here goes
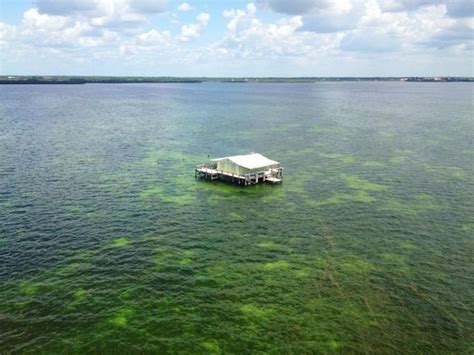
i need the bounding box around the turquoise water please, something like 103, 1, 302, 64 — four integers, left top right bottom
0, 82, 473, 353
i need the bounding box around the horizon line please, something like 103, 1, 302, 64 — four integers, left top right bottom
2, 75, 473, 78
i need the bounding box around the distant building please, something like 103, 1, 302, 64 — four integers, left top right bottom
196, 152, 283, 185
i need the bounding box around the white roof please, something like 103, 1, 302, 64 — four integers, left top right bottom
212, 153, 279, 170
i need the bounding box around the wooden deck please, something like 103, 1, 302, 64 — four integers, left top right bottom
195, 165, 282, 186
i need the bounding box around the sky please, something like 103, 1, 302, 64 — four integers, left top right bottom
0, 0, 472, 76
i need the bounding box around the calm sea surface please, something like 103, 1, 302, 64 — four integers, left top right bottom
0, 82, 473, 353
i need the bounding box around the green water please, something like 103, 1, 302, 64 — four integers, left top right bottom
0, 82, 473, 353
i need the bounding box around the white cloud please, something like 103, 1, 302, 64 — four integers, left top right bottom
349, 1, 460, 52
1, 0, 173, 61
216, 0, 472, 61
0, 22, 17, 49
197, 12, 210, 26
216, 3, 328, 59
18, 8, 100, 48
179, 12, 210, 42
0, 0, 472, 75
177, 3, 193, 12
137, 29, 172, 46
179, 24, 201, 42
246, 3, 257, 16
119, 28, 173, 57
35, 0, 169, 28
87, 1, 147, 27
260, 0, 361, 33
22, 8, 70, 32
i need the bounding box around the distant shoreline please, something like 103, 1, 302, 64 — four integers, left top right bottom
0, 76, 472, 84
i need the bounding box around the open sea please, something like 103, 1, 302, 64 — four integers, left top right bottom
0, 82, 473, 353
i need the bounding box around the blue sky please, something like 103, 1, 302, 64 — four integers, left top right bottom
0, 0, 472, 76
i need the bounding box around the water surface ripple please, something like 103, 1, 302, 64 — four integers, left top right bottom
0, 82, 473, 353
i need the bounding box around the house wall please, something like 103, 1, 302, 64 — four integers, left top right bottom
216, 159, 247, 175
246, 164, 279, 174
